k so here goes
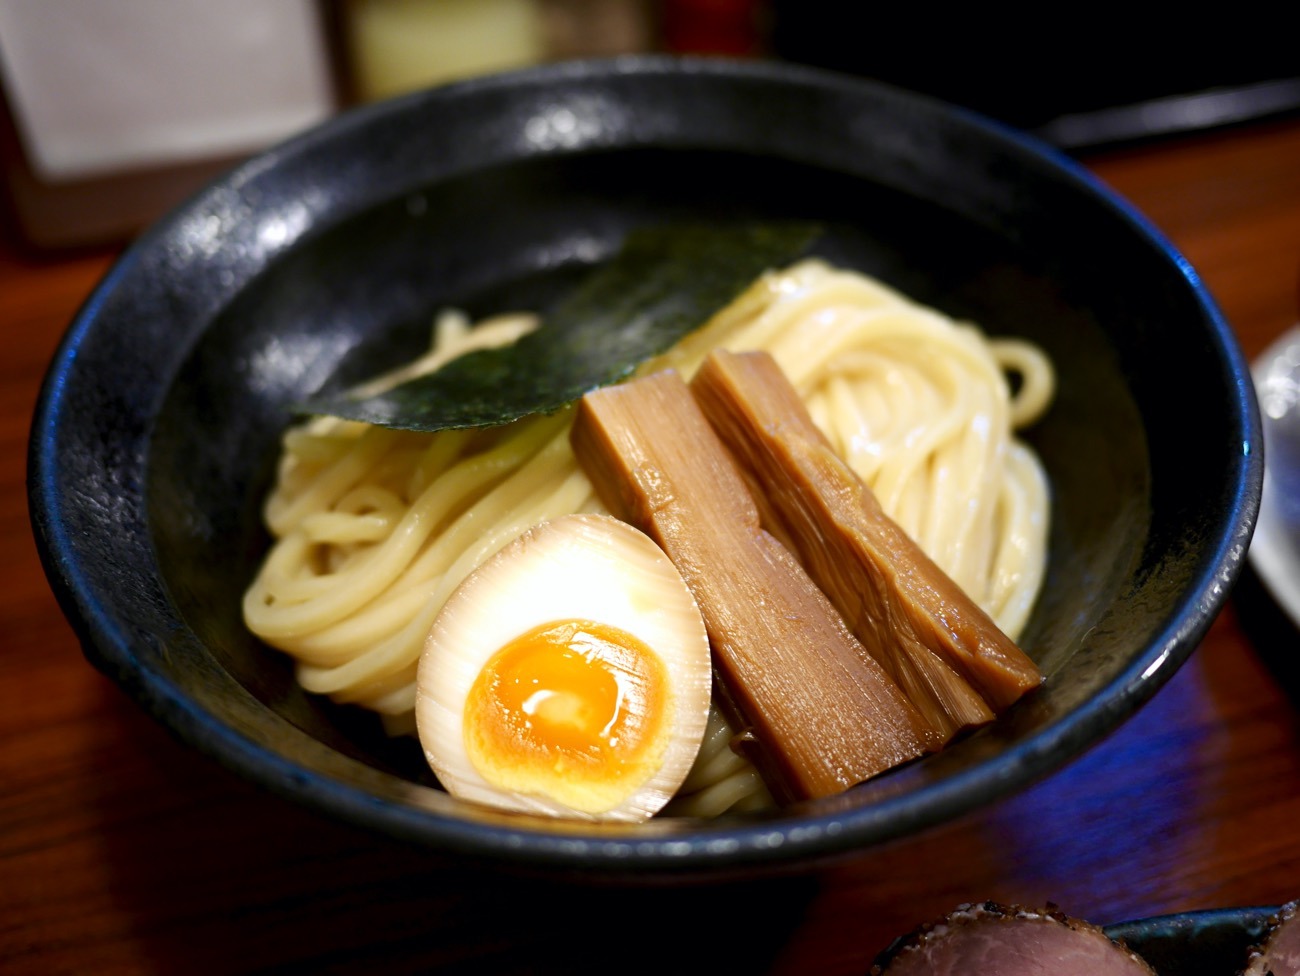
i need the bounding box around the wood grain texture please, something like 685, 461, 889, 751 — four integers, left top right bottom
4, 116, 1299, 976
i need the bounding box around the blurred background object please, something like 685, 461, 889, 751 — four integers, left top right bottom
766, 3, 1300, 152
0, 0, 338, 249
539, 0, 657, 62
2, 0, 1298, 250
340, 0, 548, 101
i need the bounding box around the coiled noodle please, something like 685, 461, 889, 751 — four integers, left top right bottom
243, 259, 1054, 817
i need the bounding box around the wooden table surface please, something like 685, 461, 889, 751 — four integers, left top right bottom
4, 115, 1300, 976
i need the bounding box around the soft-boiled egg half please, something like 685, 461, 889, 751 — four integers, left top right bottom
415, 513, 713, 823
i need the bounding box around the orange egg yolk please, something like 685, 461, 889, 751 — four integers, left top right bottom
462, 619, 671, 813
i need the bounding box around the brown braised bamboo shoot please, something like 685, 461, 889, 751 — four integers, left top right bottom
689, 349, 1042, 734
571, 369, 938, 803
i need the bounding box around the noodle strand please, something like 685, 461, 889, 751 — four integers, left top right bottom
243, 261, 1056, 814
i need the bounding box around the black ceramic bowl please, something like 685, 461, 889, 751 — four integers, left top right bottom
1105, 907, 1279, 975
29, 56, 1261, 879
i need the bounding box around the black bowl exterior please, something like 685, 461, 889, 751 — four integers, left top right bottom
28, 55, 1262, 878
1105, 907, 1279, 975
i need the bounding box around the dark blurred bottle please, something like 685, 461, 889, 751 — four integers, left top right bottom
658, 0, 766, 56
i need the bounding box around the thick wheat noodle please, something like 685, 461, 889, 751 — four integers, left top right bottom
245, 414, 564, 635
664, 710, 774, 817
677, 708, 753, 793
667, 768, 773, 818
243, 258, 1055, 816
292, 422, 588, 695
987, 441, 1051, 638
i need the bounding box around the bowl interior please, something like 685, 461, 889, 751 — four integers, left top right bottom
34, 58, 1260, 875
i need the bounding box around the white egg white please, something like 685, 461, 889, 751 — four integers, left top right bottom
415, 513, 712, 823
